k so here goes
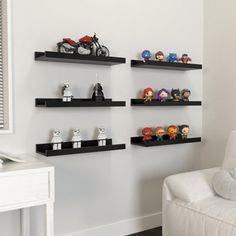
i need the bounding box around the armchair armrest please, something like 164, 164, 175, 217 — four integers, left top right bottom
163, 167, 220, 203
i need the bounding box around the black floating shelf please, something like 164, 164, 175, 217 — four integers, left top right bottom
36, 139, 126, 156
131, 136, 201, 147
131, 60, 202, 71
35, 98, 126, 107
35, 51, 126, 65
131, 99, 201, 106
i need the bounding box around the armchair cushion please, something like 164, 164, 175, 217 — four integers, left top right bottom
164, 168, 219, 203
213, 168, 236, 201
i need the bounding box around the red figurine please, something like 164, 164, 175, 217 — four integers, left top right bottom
142, 127, 153, 141
143, 87, 154, 103
167, 125, 178, 140
179, 54, 192, 64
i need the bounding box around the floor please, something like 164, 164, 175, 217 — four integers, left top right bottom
128, 227, 162, 236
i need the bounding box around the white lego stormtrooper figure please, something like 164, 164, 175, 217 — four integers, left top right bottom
71, 129, 82, 149
51, 129, 63, 150
97, 127, 107, 146
62, 83, 73, 102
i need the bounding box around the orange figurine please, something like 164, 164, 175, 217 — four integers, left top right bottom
167, 125, 178, 140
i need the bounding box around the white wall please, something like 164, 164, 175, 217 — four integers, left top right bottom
0, 0, 203, 235
201, 0, 236, 168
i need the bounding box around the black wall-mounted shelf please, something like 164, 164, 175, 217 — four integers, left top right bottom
131, 99, 201, 106
35, 51, 126, 66
36, 139, 126, 156
131, 136, 201, 147
131, 60, 202, 71
35, 98, 126, 107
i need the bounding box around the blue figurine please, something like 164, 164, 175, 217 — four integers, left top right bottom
166, 53, 178, 63
141, 50, 152, 61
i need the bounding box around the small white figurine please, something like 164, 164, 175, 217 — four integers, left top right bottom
51, 129, 63, 150
62, 83, 73, 102
97, 127, 106, 146
71, 129, 82, 149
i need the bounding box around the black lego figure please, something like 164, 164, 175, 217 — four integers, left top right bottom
92, 83, 105, 102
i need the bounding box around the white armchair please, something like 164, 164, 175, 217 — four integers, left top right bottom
163, 131, 236, 236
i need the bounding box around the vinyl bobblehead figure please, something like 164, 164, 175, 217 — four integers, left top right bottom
171, 89, 181, 101
62, 83, 73, 102
142, 127, 153, 141
51, 129, 63, 150
181, 89, 191, 101
71, 129, 82, 148
143, 87, 154, 103
178, 125, 190, 139
179, 54, 192, 64
157, 88, 169, 102
155, 127, 166, 141
97, 127, 106, 146
155, 51, 165, 61
92, 83, 105, 102
141, 50, 152, 61
167, 125, 178, 140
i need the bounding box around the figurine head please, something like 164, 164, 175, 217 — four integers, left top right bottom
142, 127, 153, 136
141, 50, 152, 60
155, 127, 165, 136
143, 87, 154, 98
155, 51, 164, 61
178, 125, 190, 136
181, 89, 191, 99
167, 125, 177, 135
171, 89, 181, 99
63, 83, 70, 89
73, 129, 81, 136
157, 88, 169, 100
94, 83, 103, 91
53, 129, 61, 137
98, 127, 105, 134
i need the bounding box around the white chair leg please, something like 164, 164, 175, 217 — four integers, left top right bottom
20, 208, 30, 236
46, 203, 54, 236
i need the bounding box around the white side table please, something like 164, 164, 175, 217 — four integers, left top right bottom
0, 160, 55, 236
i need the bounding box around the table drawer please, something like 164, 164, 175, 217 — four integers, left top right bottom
0, 171, 49, 206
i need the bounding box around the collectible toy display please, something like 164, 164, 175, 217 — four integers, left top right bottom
181, 89, 191, 101
155, 127, 166, 141
166, 53, 178, 63
57, 33, 110, 56
51, 130, 63, 150
92, 83, 105, 102
97, 128, 107, 146
62, 83, 73, 102
155, 51, 165, 61
179, 54, 192, 64
157, 88, 170, 102
178, 125, 190, 139
171, 89, 181, 101
71, 129, 82, 149
142, 127, 153, 141
167, 125, 178, 140
143, 87, 154, 103
141, 50, 152, 60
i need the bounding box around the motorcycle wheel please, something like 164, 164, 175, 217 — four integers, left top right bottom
58, 43, 74, 54
96, 46, 110, 57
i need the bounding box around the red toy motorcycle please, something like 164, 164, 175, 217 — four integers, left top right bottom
57, 33, 110, 57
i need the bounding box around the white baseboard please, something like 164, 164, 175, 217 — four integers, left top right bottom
63, 212, 162, 236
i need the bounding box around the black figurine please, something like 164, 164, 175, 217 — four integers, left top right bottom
171, 89, 181, 101
92, 83, 105, 102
